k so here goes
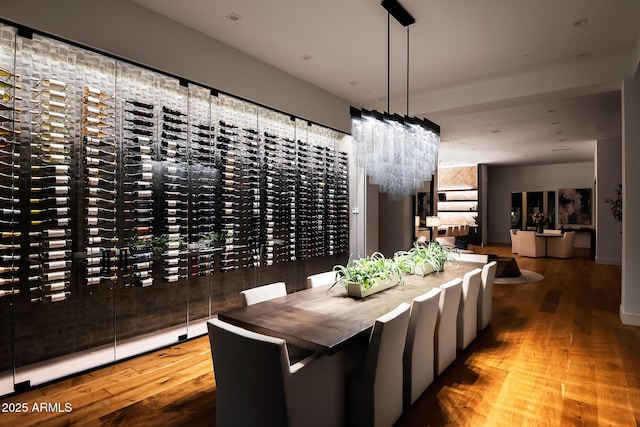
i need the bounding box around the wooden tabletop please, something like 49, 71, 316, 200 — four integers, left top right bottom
218, 261, 484, 353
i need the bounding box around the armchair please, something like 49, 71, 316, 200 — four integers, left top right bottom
518, 231, 546, 258
510, 229, 519, 254
546, 231, 575, 258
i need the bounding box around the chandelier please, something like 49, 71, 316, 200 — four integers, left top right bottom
351, 0, 440, 198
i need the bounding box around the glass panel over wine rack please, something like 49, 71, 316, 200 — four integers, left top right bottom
0, 22, 349, 396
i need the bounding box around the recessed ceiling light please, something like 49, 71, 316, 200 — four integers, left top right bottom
348, 81, 358, 86
490, 129, 501, 134
555, 131, 564, 135
558, 139, 566, 142
552, 121, 560, 125
552, 148, 571, 152
226, 12, 243, 22
548, 109, 557, 113
577, 52, 590, 59
573, 18, 588, 27
301, 54, 313, 61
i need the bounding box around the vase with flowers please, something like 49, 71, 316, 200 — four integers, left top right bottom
531, 212, 550, 233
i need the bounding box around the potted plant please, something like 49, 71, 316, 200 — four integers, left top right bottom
396, 242, 451, 276
330, 252, 404, 298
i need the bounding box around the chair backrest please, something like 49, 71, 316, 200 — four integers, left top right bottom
435, 278, 463, 375
478, 261, 498, 330
457, 268, 482, 350
543, 229, 563, 235
452, 252, 489, 263
240, 282, 287, 306
306, 271, 337, 289
403, 287, 441, 407
208, 319, 290, 427
364, 302, 411, 427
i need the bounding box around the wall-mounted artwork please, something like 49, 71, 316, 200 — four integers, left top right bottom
558, 188, 592, 225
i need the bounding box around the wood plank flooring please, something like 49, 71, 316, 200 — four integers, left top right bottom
1, 244, 639, 426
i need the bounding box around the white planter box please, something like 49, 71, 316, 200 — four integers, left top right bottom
413, 263, 436, 276
346, 274, 400, 299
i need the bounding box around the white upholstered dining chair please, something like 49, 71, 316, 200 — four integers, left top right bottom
478, 261, 498, 330
457, 268, 482, 350
240, 281, 287, 306
306, 271, 337, 289
403, 287, 441, 407
347, 303, 411, 427
207, 319, 345, 427
435, 278, 463, 375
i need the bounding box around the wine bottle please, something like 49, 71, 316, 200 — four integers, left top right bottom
40, 100, 67, 111
39, 291, 71, 303
125, 154, 152, 162
38, 88, 67, 100
87, 227, 116, 236
125, 135, 152, 144
86, 207, 116, 216
84, 117, 112, 128
126, 100, 153, 110
127, 173, 153, 183
32, 186, 70, 195
83, 106, 109, 118
39, 281, 70, 292
84, 86, 111, 98
30, 229, 70, 238
31, 217, 71, 227
31, 164, 70, 173
86, 236, 119, 245
126, 118, 154, 127
31, 174, 70, 184
43, 260, 72, 270
125, 127, 153, 136
85, 156, 116, 167
37, 121, 67, 132
84, 96, 112, 109
37, 153, 71, 163
126, 109, 154, 118
84, 147, 116, 157
87, 187, 116, 197
83, 127, 112, 138
84, 135, 115, 147
0, 289, 20, 298
37, 78, 67, 90
86, 167, 116, 176
41, 239, 71, 249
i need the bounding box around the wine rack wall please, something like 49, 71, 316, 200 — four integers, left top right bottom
0, 22, 348, 394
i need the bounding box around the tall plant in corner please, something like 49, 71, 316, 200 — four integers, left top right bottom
605, 184, 622, 223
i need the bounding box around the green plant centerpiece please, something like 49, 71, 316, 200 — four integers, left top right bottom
330, 252, 404, 298
198, 231, 229, 249
395, 242, 451, 276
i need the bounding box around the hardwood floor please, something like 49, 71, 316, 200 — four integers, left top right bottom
2, 245, 639, 426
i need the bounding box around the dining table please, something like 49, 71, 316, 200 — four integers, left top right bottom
218, 261, 485, 355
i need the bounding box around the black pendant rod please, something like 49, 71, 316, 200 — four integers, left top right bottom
406, 26, 410, 116
387, 12, 390, 114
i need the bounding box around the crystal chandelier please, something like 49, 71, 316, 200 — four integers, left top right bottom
350, 0, 440, 199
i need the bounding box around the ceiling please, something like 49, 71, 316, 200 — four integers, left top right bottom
130, 0, 639, 167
